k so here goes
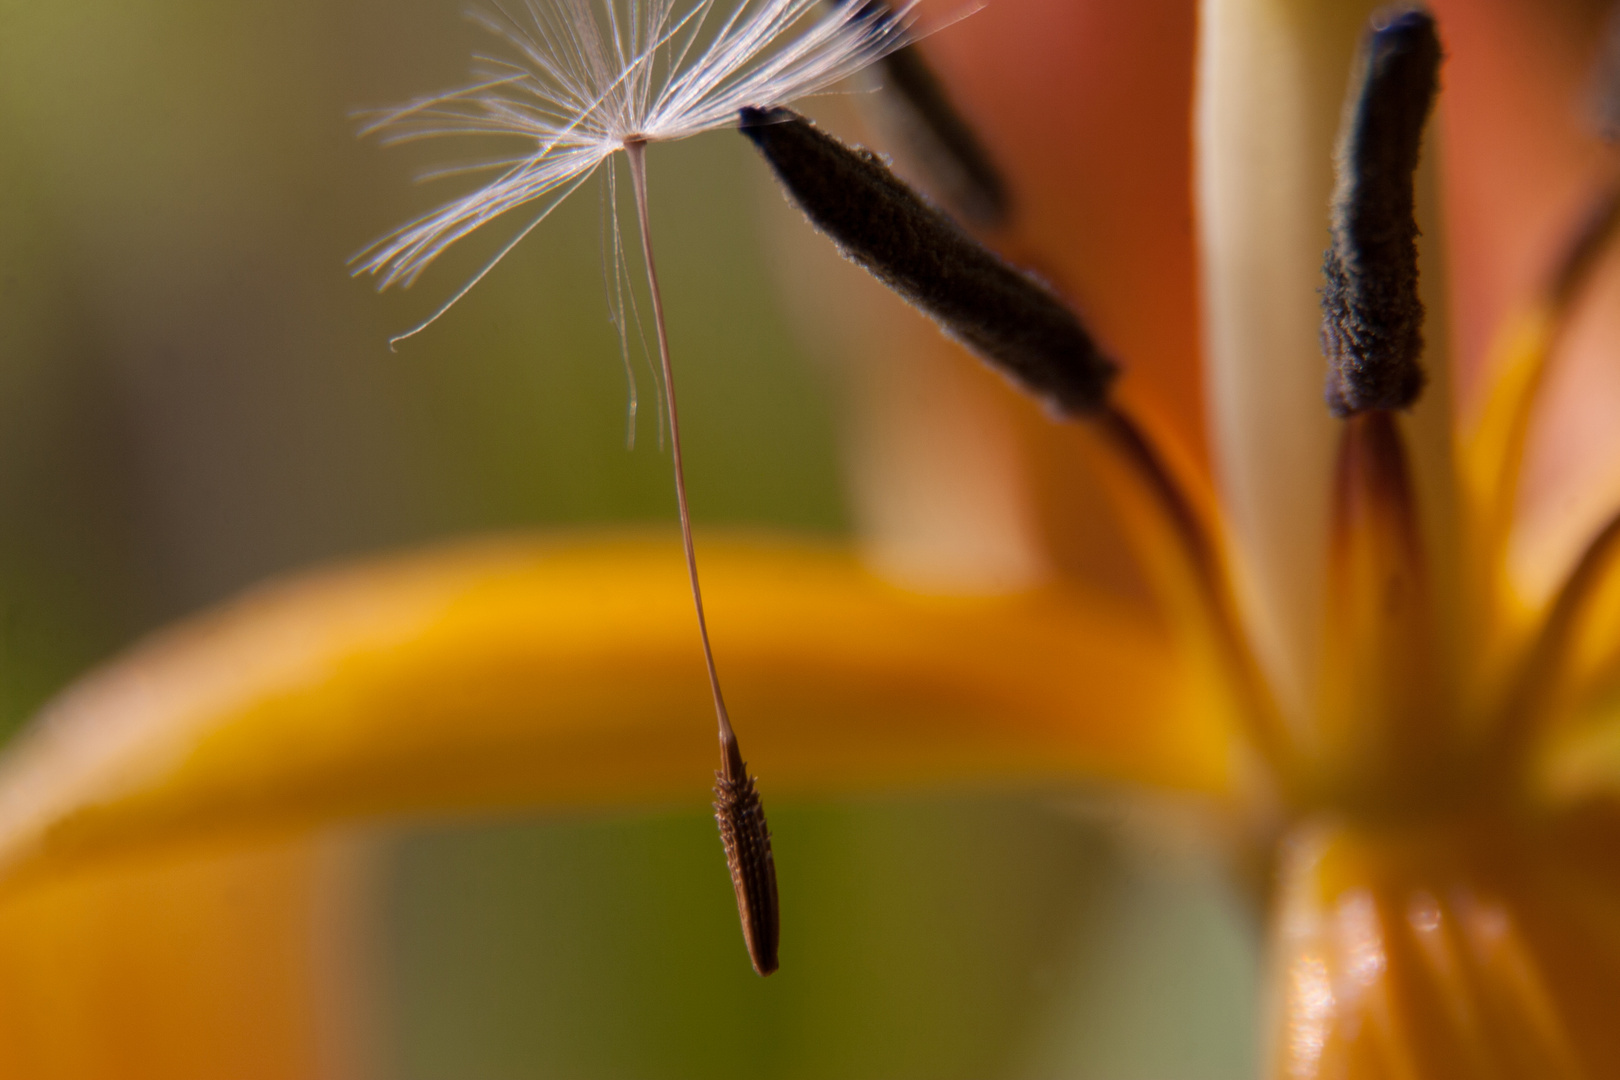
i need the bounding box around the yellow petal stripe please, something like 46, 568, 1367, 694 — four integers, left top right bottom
1455, 303, 1559, 698
0, 534, 1236, 891
1523, 511, 1620, 803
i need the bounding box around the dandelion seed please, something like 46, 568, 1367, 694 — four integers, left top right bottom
352, 0, 914, 346
355, 0, 916, 977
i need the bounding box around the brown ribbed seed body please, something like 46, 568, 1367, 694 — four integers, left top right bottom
714, 737, 780, 976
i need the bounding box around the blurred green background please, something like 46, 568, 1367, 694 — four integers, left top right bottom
0, 0, 1256, 1075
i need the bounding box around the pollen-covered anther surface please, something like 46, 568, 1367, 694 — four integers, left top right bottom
714, 765, 780, 976
1320, 10, 1441, 416
740, 107, 1115, 416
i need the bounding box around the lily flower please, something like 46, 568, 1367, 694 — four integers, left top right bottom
2, 1, 1620, 1077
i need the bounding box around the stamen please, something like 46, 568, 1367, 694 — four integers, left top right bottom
623, 140, 780, 978
742, 105, 1292, 778
829, 0, 1010, 226
1094, 407, 1292, 781
740, 107, 1114, 415
1320, 8, 1441, 416
1319, 410, 1439, 794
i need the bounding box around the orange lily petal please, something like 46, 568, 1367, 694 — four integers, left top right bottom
1426, 0, 1611, 405
0, 833, 372, 1080
0, 534, 1238, 891
1267, 813, 1620, 1078
1433, 0, 1620, 609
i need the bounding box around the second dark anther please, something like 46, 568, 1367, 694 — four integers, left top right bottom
1320, 8, 1441, 416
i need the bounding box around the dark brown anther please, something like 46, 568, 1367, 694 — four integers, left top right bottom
740, 106, 1115, 416
713, 732, 779, 976
1320, 8, 1441, 416
829, 0, 1009, 225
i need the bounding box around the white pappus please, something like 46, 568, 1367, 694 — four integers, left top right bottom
352, 0, 915, 346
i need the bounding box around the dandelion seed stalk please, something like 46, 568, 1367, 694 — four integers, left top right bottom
624, 138, 779, 977
623, 142, 721, 733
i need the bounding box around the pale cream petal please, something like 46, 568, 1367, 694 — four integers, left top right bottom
1195, 0, 1380, 725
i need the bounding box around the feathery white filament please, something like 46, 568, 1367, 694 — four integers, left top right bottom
352, 0, 914, 344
